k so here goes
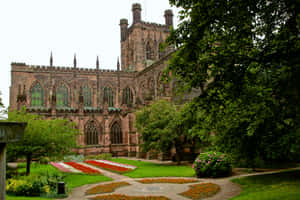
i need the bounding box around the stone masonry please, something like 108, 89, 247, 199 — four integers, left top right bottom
9, 3, 175, 158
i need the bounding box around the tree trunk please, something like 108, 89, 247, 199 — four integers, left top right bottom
26, 154, 32, 176
175, 145, 182, 165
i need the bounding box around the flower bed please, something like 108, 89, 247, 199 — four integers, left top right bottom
137, 178, 199, 184
85, 160, 136, 173
50, 162, 73, 173
86, 182, 130, 195
89, 194, 170, 200
180, 183, 220, 199
64, 162, 102, 174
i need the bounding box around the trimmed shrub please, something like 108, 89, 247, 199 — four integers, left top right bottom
193, 151, 232, 178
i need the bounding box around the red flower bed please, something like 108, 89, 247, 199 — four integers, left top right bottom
64, 162, 101, 174
85, 160, 132, 173
86, 182, 130, 195
90, 194, 170, 200
137, 178, 199, 184
180, 183, 220, 199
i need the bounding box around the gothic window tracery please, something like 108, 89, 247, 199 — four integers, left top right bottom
122, 87, 133, 106
104, 87, 114, 107
159, 43, 164, 58
30, 83, 44, 107
146, 42, 152, 60
85, 120, 99, 145
83, 85, 92, 107
111, 122, 122, 144
57, 84, 69, 107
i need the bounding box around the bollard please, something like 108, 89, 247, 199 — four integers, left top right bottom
57, 182, 66, 194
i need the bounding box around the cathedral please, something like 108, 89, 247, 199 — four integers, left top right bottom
9, 3, 176, 159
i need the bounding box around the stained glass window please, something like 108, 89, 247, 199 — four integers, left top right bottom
57, 84, 69, 107
85, 120, 98, 145
104, 87, 114, 107
31, 83, 43, 107
111, 122, 122, 144
122, 87, 133, 106
83, 86, 92, 107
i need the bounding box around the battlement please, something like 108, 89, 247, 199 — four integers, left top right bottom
11, 63, 136, 74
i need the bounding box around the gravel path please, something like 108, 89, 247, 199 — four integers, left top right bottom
61, 165, 300, 200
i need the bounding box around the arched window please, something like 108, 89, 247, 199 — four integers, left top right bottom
83, 86, 92, 107
111, 122, 122, 144
104, 87, 114, 107
57, 84, 69, 107
31, 83, 44, 107
146, 42, 152, 60
122, 87, 133, 106
85, 120, 98, 145
159, 43, 164, 58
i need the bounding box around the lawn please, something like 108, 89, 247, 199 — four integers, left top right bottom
230, 170, 300, 200
7, 162, 112, 200
111, 158, 195, 178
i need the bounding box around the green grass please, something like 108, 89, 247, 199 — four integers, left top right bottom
7, 196, 51, 200
64, 173, 112, 189
7, 162, 112, 200
111, 158, 195, 178
230, 170, 300, 200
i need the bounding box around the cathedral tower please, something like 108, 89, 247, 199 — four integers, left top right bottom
120, 3, 173, 72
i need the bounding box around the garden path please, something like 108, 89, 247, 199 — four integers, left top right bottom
61, 163, 300, 200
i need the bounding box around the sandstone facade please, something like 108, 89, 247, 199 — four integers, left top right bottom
9, 3, 175, 158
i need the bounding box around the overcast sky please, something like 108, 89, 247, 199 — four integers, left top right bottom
0, 0, 180, 109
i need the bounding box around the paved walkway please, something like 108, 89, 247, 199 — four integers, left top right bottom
62, 164, 300, 200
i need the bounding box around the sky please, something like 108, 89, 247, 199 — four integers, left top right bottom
0, 0, 180, 109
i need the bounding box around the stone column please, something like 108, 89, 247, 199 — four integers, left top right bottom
0, 143, 6, 200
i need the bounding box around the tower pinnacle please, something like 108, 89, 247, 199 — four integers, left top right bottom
132, 3, 142, 24
117, 57, 120, 71
96, 56, 99, 69
50, 52, 53, 66
73, 54, 77, 68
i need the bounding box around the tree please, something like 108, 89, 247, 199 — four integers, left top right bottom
135, 100, 202, 164
0, 91, 7, 120
167, 0, 300, 164
7, 107, 79, 175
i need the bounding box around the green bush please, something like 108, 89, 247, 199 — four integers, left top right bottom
6, 177, 46, 196
64, 154, 84, 162
39, 157, 50, 164
6, 172, 65, 197
193, 151, 232, 178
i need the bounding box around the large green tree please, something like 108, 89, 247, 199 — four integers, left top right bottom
7, 107, 79, 175
135, 100, 202, 164
167, 0, 300, 164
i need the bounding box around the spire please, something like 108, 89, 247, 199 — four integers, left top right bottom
96, 56, 99, 69
117, 57, 120, 71
50, 52, 53, 66
73, 54, 77, 68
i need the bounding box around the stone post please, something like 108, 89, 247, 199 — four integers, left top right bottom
0, 122, 27, 200
0, 143, 6, 200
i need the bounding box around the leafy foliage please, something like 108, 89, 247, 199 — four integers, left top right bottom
135, 100, 202, 164
193, 151, 232, 178
167, 0, 300, 164
6, 107, 79, 174
6, 172, 64, 196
